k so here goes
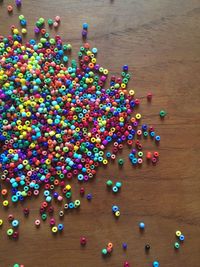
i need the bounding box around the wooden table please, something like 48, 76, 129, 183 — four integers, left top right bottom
0, 0, 199, 266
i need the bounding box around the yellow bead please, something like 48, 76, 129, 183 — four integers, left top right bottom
129, 90, 135, 96
13, 29, 19, 34
21, 28, 27, 34
3, 200, 9, 207
115, 211, 120, 217
0, 219, 3, 226
135, 113, 141, 120
66, 185, 71, 191
52, 226, 58, 233
176, 231, 182, 237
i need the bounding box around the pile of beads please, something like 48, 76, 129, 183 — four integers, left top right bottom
6, 214, 19, 239
101, 242, 113, 256
106, 180, 122, 193
112, 205, 120, 217
174, 230, 185, 249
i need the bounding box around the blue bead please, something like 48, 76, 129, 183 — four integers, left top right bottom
112, 205, 119, 212
179, 234, 185, 241
153, 261, 159, 267
139, 222, 145, 229
122, 243, 127, 249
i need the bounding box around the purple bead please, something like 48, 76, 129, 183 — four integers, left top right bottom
82, 30, 87, 37
34, 27, 40, 34
16, 0, 22, 6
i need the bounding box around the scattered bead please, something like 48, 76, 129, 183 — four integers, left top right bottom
122, 243, 127, 249
80, 236, 87, 245
174, 242, 180, 249
153, 261, 160, 267
139, 222, 145, 230
7, 5, 13, 13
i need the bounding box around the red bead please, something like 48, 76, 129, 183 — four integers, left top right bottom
147, 92, 152, 101
80, 236, 87, 245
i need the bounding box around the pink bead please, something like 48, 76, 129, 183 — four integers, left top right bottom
53, 21, 59, 28
55, 16, 61, 22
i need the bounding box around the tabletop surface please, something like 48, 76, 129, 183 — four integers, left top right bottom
0, 0, 200, 266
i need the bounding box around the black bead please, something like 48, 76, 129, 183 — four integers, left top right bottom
145, 244, 150, 250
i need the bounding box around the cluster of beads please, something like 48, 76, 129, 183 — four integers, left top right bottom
102, 242, 113, 256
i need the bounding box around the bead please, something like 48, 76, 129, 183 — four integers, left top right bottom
0, 219, 3, 226
139, 222, 145, 230
80, 236, 87, 245
53, 21, 59, 28
55, 16, 61, 22
118, 159, 124, 165
147, 92, 152, 100
12, 219, 19, 228
102, 248, 107, 255
23, 208, 29, 216
7, 5, 13, 13
48, 19, 53, 26
35, 219, 40, 227
15, 0, 22, 6
106, 180, 113, 187
174, 242, 180, 249
112, 186, 118, 193
124, 262, 130, 267
153, 261, 159, 267
8, 214, 14, 222
3, 200, 9, 207
87, 193, 92, 200
52, 226, 58, 233
159, 110, 166, 117
7, 228, 14, 236
145, 244, 150, 250
179, 234, 185, 241
58, 223, 64, 231
122, 243, 127, 249
82, 23, 88, 30
175, 230, 182, 237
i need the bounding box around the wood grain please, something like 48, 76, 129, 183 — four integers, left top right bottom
0, 0, 200, 266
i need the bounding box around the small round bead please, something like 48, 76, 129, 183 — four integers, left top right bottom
102, 248, 107, 255
35, 219, 40, 227
145, 244, 150, 250
118, 158, 124, 165
87, 193, 92, 200
3, 200, 9, 207
0, 219, 3, 226
48, 19, 53, 26
80, 236, 87, 245
179, 234, 185, 241
15, 0, 22, 6
53, 21, 59, 28
23, 208, 29, 216
106, 180, 113, 187
55, 16, 61, 22
175, 230, 182, 237
147, 92, 153, 100
124, 261, 130, 267
116, 181, 122, 188
152, 261, 160, 267
7, 5, 13, 13
21, 28, 27, 34
174, 242, 180, 249
159, 110, 166, 117
139, 222, 145, 230
12, 219, 19, 228
7, 228, 14, 236
58, 223, 64, 231
122, 243, 127, 249
8, 214, 14, 222
82, 23, 88, 30
52, 226, 58, 233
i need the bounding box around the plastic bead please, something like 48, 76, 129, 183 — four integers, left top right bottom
7, 5, 13, 13
35, 219, 40, 227
80, 236, 87, 245
139, 222, 145, 230
174, 242, 180, 249
152, 261, 160, 267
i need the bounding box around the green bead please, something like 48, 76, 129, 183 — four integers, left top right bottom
102, 248, 107, 255
13, 264, 20, 267
159, 110, 167, 117
106, 180, 113, 187
48, 19, 53, 26
174, 242, 180, 249
7, 228, 14, 236
118, 158, 124, 165
41, 213, 47, 221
